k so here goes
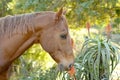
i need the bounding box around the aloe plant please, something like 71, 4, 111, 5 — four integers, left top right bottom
73, 22, 120, 80
75, 35, 120, 80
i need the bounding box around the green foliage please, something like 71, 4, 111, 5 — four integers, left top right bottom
0, 0, 12, 16
74, 35, 120, 80
10, 66, 58, 80
1, 0, 120, 28
112, 17, 120, 33
10, 44, 56, 80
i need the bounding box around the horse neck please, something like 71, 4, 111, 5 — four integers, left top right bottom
10, 29, 44, 61
0, 32, 37, 65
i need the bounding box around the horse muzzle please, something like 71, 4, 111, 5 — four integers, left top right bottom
58, 63, 74, 71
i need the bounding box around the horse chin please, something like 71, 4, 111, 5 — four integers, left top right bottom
57, 64, 68, 72
57, 64, 64, 72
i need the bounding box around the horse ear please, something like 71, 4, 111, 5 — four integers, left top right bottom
55, 8, 63, 21
63, 10, 67, 15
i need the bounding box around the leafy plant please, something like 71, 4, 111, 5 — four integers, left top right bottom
75, 35, 120, 80
74, 23, 120, 80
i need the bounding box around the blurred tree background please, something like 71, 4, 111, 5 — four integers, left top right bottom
1, 0, 120, 27
0, 0, 120, 80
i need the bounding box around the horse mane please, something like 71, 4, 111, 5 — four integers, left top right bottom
0, 11, 54, 37
0, 13, 38, 36
0, 13, 36, 37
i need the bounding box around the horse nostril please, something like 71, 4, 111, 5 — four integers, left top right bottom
69, 64, 73, 69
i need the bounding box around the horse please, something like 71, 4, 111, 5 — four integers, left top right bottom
0, 8, 74, 80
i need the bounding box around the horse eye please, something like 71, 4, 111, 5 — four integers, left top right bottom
60, 34, 67, 39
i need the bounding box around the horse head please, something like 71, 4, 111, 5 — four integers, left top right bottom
36, 8, 74, 71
